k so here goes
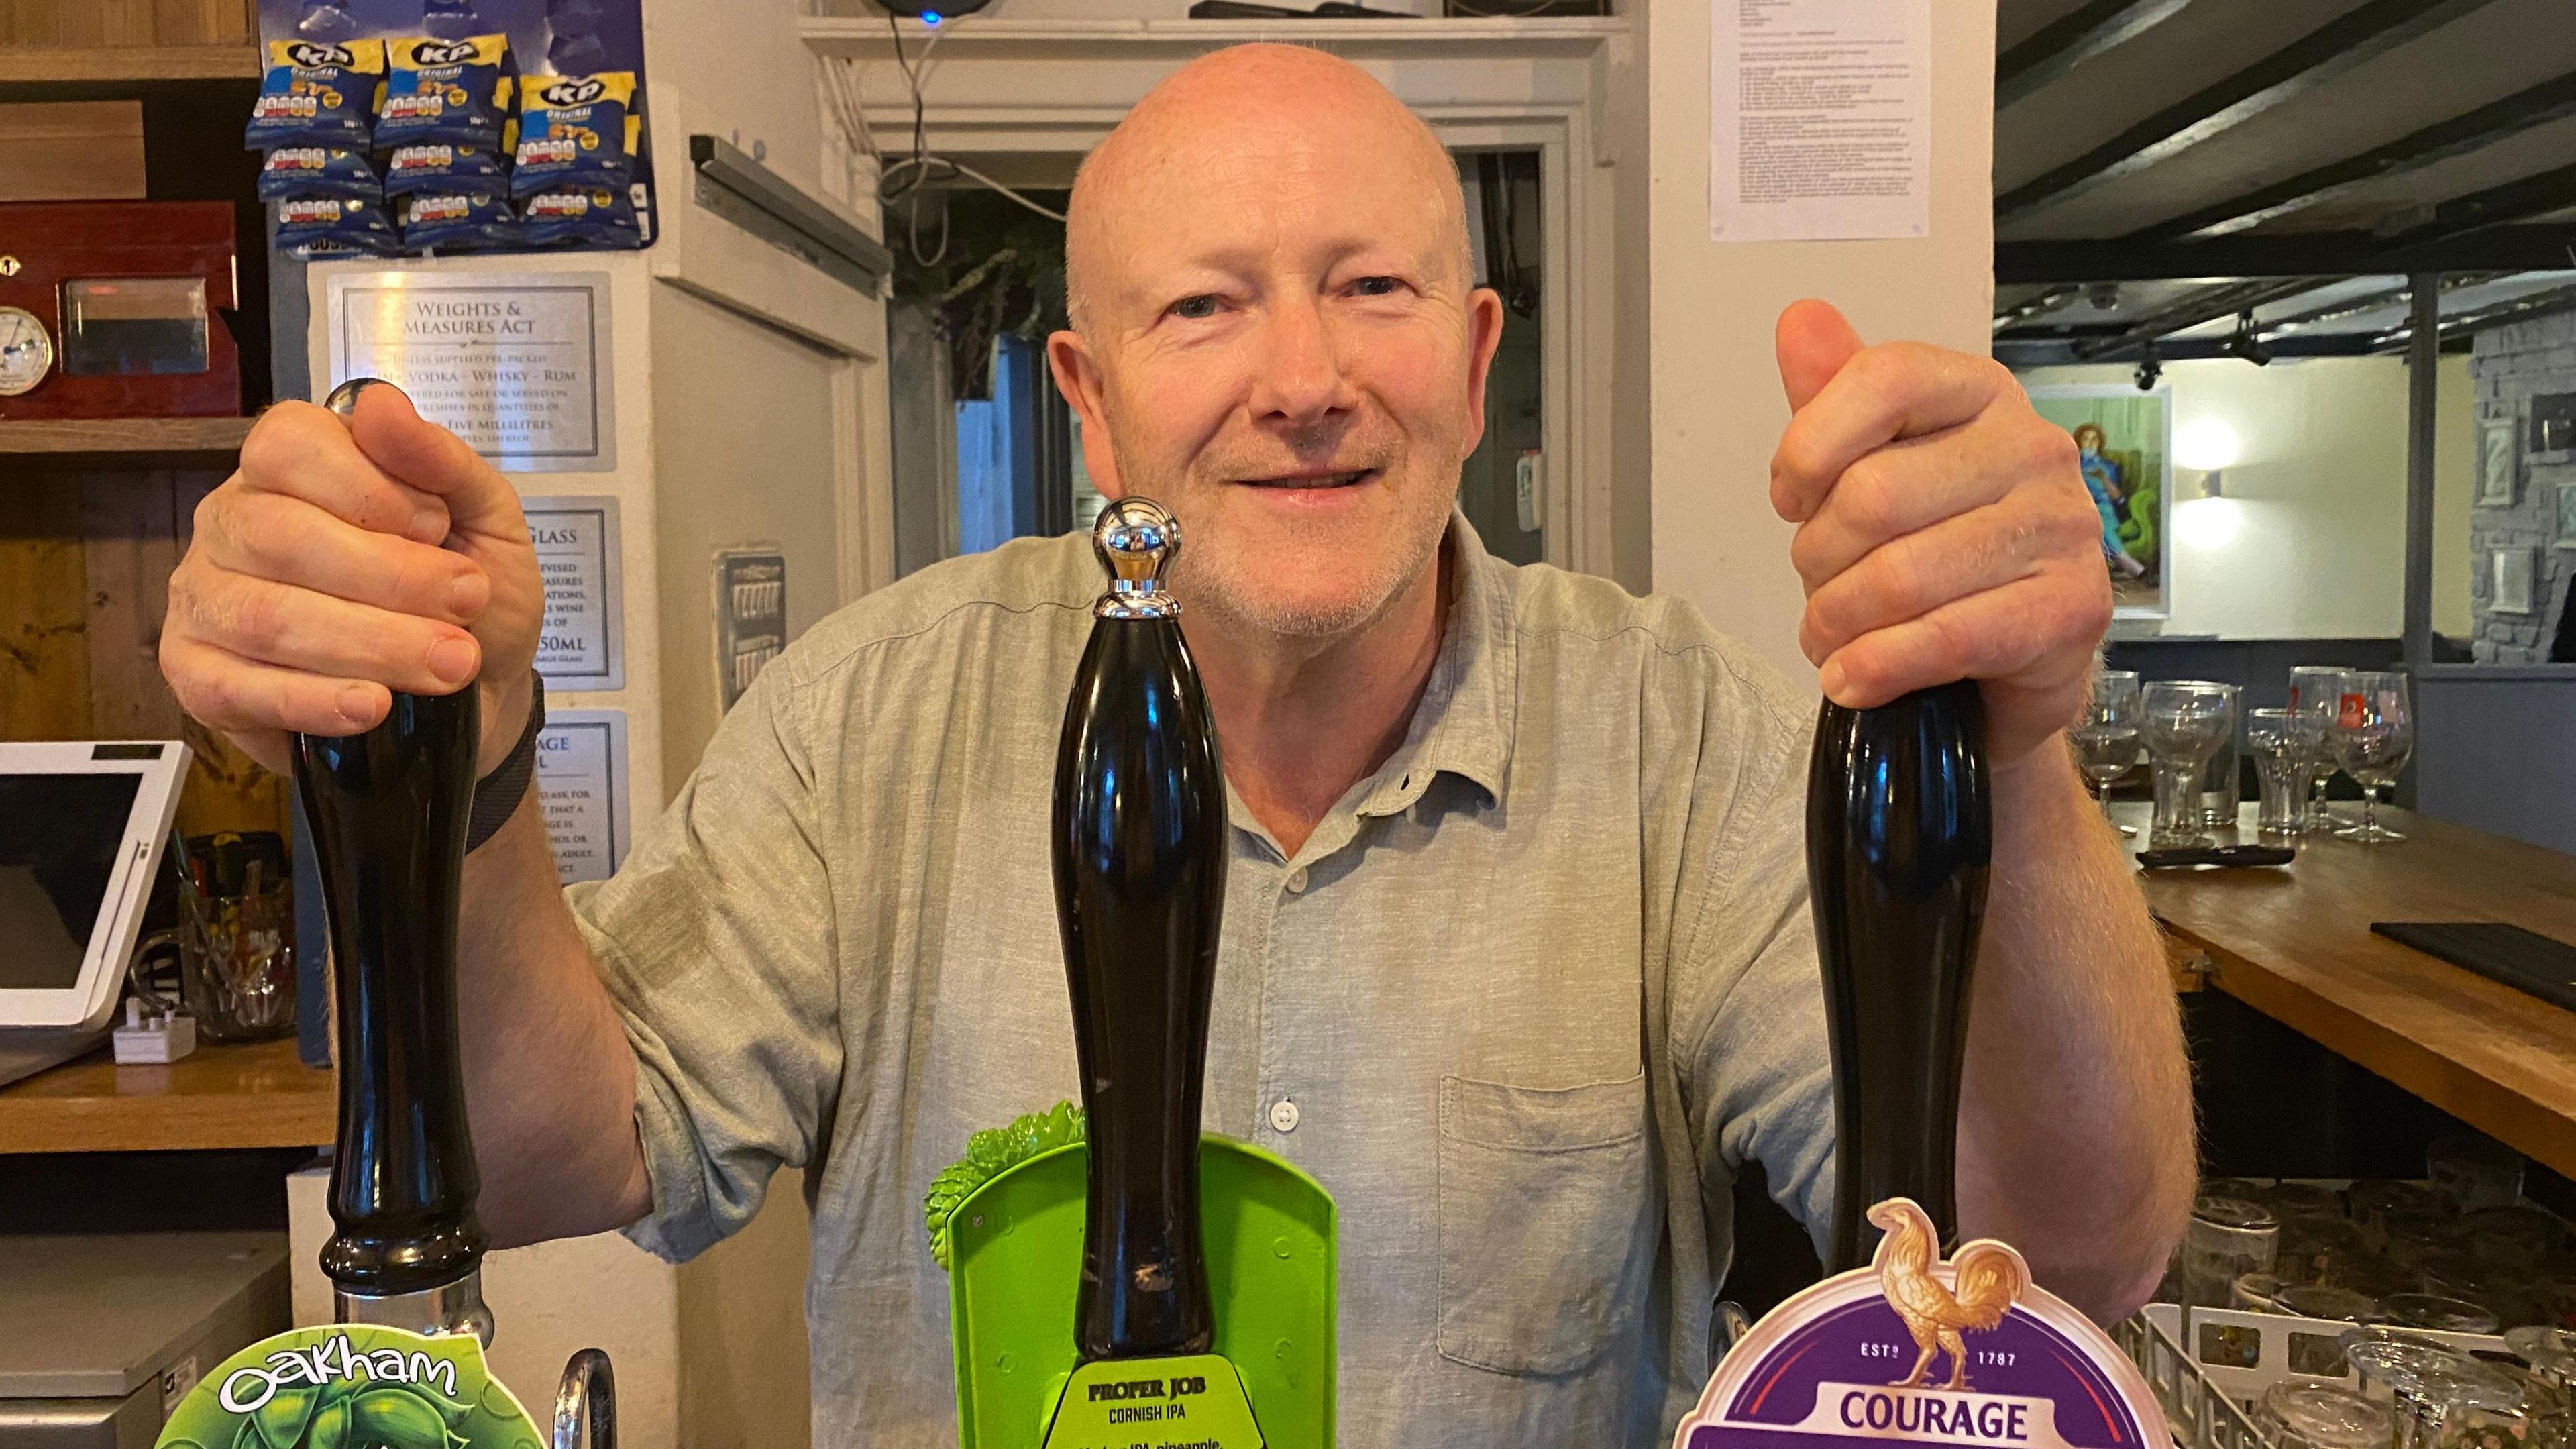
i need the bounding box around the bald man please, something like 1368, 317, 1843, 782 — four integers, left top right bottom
161, 44, 2191, 1447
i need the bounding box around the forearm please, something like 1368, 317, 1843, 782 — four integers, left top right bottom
453, 751, 653, 1246
1955, 738, 2194, 1321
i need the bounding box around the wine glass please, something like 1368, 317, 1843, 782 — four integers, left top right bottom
2287, 665, 2347, 835
2142, 681, 2237, 849
2072, 669, 2142, 835
2330, 670, 2413, 845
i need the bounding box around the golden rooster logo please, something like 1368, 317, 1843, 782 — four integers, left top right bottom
1867, 1199, 2032, 1392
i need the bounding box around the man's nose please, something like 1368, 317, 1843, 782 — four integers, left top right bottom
1246, 294, 1355, 427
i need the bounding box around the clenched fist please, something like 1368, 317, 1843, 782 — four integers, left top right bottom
161, 382, 543, 777
1770, 299, 2112, 767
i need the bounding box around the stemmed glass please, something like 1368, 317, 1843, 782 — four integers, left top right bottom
2330, 669, 2413, 845
2143, 681, 2238, 849
2072, 670, 2142, 836
2288, 665, 2347, 835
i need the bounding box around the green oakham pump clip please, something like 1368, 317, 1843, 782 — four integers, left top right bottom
924, 500, 1336, 1449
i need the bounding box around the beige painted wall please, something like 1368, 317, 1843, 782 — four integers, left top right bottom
1645, 0, 1999, 686
2017, 357, 2438, 641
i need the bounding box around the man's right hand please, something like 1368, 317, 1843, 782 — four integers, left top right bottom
162, 384, 543, 777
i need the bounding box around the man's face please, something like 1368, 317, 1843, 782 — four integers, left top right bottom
1051, 89, 1506, 638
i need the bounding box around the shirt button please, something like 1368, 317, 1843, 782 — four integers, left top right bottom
1285, 867, 1309, 894
1268, 1097, 1301, 1133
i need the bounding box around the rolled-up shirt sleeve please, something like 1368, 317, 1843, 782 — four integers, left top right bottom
565, 667, 842, 1264
1669, 666, 1837, 1252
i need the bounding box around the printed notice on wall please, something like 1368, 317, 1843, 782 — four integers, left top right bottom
1709, 0, 1932, 243
537, 708, 631, 886
522, 496, 624, 691
324, 270, 616, 472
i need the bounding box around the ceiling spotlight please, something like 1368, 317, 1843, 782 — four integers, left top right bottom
2225, 309, 2274, 366
2135, 345, 2162, 392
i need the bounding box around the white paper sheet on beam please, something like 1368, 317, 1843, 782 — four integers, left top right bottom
1709, 0, 1933, 243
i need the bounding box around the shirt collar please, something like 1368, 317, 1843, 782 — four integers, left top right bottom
1353, 510, 1517, 820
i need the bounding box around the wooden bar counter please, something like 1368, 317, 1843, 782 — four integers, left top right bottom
2114, 801, 2576, 1179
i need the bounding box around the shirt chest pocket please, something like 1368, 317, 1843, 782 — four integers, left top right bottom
1436, 1071, 1656, 1377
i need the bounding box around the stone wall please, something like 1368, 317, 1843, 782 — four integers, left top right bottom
2467, 311, 2576, 663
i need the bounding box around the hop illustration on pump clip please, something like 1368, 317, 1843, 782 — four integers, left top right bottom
924, 1100, 1087, 1269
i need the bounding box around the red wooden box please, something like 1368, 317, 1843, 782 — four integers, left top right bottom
0, 201, 241, 419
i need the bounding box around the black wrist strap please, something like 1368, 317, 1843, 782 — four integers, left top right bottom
467, 672, 545, 855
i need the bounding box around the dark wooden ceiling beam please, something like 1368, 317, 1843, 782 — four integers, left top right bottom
2128, 70, 2576, 243
1998, 333, 2385, 365
2068, 276, 2341, 360
2254, 272, 2516, 335
2254, 280, 2416, 333
2371, 280, 2576, 350
1992, 283, 2084, 329
1995, 0, 2505, 227
1997, 225, 2576, 282
2377, 160, 2576, 244
1995, 0, 2196, 110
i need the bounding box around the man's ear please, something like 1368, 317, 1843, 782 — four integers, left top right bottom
1460, 286, 1507, 455
1046, 329, 1125, 500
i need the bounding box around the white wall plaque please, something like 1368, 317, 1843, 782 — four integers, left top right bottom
523, 495, 624, 691
2479, 421, 2518, 506
2493, 548, 2536, 615
324, 270, 616, 472
537, 708, 631, 887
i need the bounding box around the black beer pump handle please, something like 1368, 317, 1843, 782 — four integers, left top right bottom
1053, 499, 1228, 1361
1806, 679, 1992, 1275
291, 378, 492, 1338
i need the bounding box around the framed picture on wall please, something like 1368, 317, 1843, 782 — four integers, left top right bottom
2479, 421, 2518, 506
2026, 384, 2174, 620
2559, 482, 2576, 549
2493, 549, 2536, 614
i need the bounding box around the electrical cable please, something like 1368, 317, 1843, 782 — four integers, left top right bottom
818, 11, 1070, 255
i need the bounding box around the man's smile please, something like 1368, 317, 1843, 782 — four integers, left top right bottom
1236, 467, 1379, 489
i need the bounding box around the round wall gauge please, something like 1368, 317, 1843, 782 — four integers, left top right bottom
0, 306, 54, 397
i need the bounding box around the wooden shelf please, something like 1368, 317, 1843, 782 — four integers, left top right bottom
0, 44, 260, 87
802, 13, 1627, 61
0, 415, 252, 463
0, 1036, 333, 1154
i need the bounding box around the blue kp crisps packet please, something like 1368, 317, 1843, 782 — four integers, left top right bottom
513, 72, 637, 197
521, 185, 642, 248
257, 146, 379, 202
275, 195, 398, 257
378, 35, 513, 148
245, 38, 386, 150
401, 189, 519, 252
383, 142, 508, 197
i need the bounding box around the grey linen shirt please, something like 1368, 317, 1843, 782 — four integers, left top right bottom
570, 514, 1836, 1447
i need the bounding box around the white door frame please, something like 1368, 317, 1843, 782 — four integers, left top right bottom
805, 17, 1628, 579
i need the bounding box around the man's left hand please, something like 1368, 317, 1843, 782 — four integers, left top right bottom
1769, 298, 2111, 767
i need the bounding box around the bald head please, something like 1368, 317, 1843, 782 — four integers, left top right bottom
1064, 44, 1473, 338
1044, 44, 1507, 645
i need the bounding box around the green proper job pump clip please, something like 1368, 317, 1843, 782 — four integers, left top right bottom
1042, 1355, 1266, 1449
